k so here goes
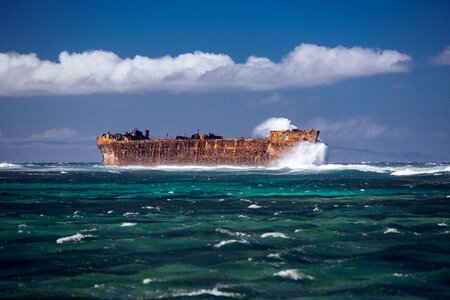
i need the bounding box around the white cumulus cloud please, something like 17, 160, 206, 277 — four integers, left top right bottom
0, 44, 411, 96
429, 46, 450, 65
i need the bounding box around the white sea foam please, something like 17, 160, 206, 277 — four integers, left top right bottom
261, 232, 289, 239
56, 233, 92, 244
253, 117, 297, 137
392, 273, 410, 277
142, 206, 161, 211
0, 162, 20, 169
104, 162, 450, 177
248, 204, 261, 209
384, 228, 400, 234
1, 161, 448, 177
437, 223, 448, 227
274, 142, 328, 168
215, 228, 248, 237
267, 253, 282, 259
121, 222, 136, 227
171, 287, 242, 298
17, 224, 27, 233
142, 278, 156, 284
391, 166, 450, 176
214, 239, 249, 248
274, 269, 314, 280
123, 212, 139, 217
283, 163, 450, 177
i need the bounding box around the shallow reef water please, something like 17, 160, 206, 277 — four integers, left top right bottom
0, 162, 449, 298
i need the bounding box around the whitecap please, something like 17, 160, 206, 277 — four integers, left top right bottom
171, 287, 242, 298
261, 232, 289, 239
121, 222, 136, 227
274, 269, 314, 280
238, 215, 250, 219
17, 224, 27, 233
393, 273, 410, 277
56, 233, 91, 244
142, 278, 155, 284
142, 206, 161, 211
437, 223, 448, 227
215, 228, 247, 237
248, 204, 261, 209
0, 162, 20, 169
214, 239, 249, 248
240, 199, 252, 203
123, 212, 139, 217
267, 253, 281, 259
384, 228, 400, 234
391, 166, 450, 176
274, 142, 328, 167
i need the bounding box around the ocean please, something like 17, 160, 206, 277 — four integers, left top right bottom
0, 162, 449, 299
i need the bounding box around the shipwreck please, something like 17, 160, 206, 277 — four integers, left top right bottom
97, 128, 320, 166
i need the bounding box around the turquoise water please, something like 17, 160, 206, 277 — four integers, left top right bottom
0, 162, 449, 299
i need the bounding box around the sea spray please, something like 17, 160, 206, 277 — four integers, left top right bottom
252, 117, 297, 137
274, 142, 328, 168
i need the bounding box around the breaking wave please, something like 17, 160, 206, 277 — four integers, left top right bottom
170, 287, 242, 298
56, 233, 93, 244
274, 269, 314, 280
274, 142, 328, 167
0, 161, 449, 177
0, 162, 20, 169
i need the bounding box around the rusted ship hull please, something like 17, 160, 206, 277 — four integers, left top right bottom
97, 129, 319, 166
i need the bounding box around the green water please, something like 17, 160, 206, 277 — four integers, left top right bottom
0, 163, 449, 299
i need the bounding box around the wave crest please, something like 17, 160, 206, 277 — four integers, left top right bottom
274, 142, 328, 168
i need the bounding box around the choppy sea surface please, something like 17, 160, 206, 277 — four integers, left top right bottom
0, 162, 449, 299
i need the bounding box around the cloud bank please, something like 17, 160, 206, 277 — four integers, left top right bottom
429, 46, 450, 65
306, 116, 387, 140
30, 127, 84, 141
0, 44, 411, 96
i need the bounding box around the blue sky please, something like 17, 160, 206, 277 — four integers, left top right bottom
0, 0, 449, 162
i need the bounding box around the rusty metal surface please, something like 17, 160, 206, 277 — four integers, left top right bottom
97, 129, 319, 166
